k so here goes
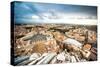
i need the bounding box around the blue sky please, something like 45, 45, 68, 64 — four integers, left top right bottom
12, 1, 97, 24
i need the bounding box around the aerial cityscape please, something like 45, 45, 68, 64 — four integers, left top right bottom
11, 1, 97, 65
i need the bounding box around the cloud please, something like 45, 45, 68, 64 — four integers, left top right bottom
28, 10, 97, 25
32, 15, 40, 19
35, 10, 97, 21
14, 2, 97, 25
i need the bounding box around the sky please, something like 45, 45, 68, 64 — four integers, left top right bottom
12, 1, 97, 25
